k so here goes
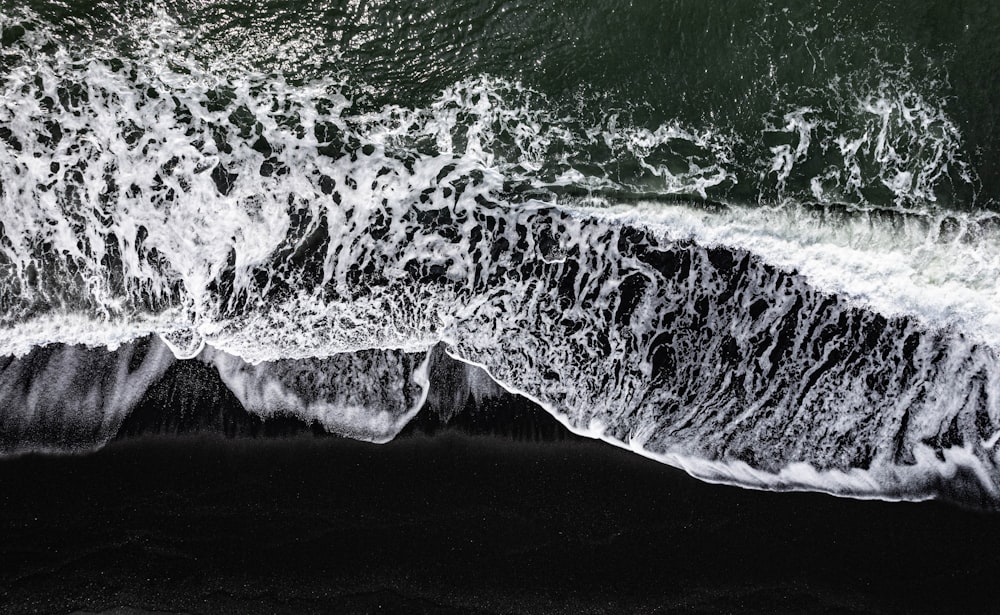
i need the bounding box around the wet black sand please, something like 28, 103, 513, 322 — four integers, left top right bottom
1, 426, 999, 615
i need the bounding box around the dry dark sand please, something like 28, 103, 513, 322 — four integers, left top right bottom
1, 431, 998, 615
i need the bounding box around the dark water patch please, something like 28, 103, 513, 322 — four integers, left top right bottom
116, 358, 327, 440
399, 344, 580, 442
403, 387, 578, 444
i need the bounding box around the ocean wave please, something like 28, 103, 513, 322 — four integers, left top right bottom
2, 7, 999, 507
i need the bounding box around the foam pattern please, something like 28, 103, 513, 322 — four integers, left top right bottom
204, 347, 431, 443
1, 8, 999, 505
0, 336, 174, 454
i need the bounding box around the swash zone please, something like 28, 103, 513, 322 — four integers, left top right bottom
2, 205, 999, 506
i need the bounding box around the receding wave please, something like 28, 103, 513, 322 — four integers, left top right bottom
1, 7, 999, 508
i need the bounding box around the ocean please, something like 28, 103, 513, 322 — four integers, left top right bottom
2, 2, 1000, 610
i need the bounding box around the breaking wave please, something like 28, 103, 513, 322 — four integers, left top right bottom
1, 7, 999, 508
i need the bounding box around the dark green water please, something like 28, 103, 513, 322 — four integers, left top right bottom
8, 0, 1000, 207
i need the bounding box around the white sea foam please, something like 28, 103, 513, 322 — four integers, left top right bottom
763, 80, 971, 206
0, 8, 984, 354
0, 337, 174, 454
439, 350, 998, 505
205, 347, 431, 442
1, 8, 998, 505
585, 201, 1000, 348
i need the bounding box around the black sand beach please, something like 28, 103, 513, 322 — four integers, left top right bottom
2, 422, 998, 615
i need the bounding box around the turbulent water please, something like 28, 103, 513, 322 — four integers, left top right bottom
2, 0, 1000, 507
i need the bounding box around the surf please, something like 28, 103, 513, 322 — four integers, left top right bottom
1, 5, 999, 508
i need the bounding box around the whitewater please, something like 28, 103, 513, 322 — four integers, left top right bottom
1, 7, 999, 508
